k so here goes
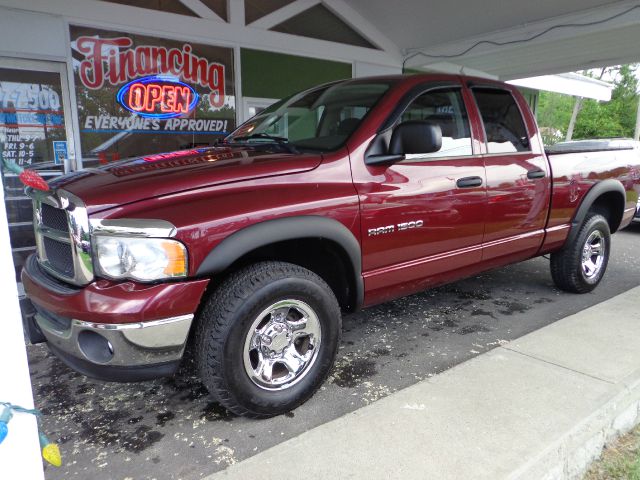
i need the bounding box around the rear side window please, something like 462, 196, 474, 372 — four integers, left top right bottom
472, 88, 530, 153
399, 88, 473, 158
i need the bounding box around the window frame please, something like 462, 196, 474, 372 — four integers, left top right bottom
376, 82, 478, 163
468, 84, 533, 156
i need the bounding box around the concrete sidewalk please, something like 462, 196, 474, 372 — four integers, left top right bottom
206, 286, 640, 480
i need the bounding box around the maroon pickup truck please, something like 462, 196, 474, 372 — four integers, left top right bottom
22, 74, 640, 417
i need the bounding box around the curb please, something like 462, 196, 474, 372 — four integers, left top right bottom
513, 373, 640, 480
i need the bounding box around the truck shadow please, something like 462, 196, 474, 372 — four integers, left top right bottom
624, 221, 640, 233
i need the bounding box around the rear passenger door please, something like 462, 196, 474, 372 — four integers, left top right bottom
469, 86, 550, 262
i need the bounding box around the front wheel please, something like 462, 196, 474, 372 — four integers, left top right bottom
550, 212, 611, 293
195, 261, 341, 417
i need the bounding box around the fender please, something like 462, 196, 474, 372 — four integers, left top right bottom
195, 215, 364, 308
566, 179, 626, 245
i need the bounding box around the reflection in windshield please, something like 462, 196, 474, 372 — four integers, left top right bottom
226, 81, 393, 152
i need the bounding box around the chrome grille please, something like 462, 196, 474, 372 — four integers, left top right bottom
40, 203, 69, 233
43, 236, 74, 277
29, 188, 94, 286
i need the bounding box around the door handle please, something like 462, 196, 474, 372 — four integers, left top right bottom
456, 176, 483, 188
527, 169, 546, 180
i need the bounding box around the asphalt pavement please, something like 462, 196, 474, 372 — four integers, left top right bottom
207, 285, 640, 480
29, 222, 640, 480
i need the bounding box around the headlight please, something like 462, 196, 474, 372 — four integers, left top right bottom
94, 236, 187, 281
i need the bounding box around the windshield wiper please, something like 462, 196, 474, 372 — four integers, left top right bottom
231, 133, 299, 154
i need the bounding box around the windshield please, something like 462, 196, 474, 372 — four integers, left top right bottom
225, 81, 393, 152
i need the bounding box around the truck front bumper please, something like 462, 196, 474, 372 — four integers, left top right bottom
34, 306, 193, 381
22, 254, 209, 381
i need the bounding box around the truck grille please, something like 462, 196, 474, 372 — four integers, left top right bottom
40, 203, 70, 233
29, 189, 94, 286
43, 236, 75, 277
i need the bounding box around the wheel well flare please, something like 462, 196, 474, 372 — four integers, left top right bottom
195, 216, 363, 311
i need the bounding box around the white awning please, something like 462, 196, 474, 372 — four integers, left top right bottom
508, 73, 613, 101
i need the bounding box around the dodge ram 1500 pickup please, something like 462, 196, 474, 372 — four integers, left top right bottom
22, 74, 640, 417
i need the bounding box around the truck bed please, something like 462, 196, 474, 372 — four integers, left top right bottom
545, 138, 639, 155
545, 140, 640, 237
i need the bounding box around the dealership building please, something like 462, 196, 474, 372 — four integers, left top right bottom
0, 1, 632, 475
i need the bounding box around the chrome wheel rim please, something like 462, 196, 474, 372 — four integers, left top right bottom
581, 230, 606, 279
243, 299, 322, 391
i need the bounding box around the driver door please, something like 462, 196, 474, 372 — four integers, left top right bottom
352, 85, 487, 304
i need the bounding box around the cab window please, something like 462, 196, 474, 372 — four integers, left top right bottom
228, 82, 392, 152
399, 88, 473, 158
472, 88, 531, 153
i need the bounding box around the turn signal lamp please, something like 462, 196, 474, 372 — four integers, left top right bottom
162, 240, 187, 276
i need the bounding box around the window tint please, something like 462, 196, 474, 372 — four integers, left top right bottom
399, 88, 472, 158
473, 88, 530, 153
228, 82, 392, 152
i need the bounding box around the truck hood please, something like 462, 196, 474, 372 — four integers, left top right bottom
50, 146, 322, 214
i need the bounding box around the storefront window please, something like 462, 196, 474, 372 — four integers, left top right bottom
70, 26, 236, 167
0, 66, 69, 280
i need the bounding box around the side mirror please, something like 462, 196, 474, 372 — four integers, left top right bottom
365, 120, 442, 166
390, 120, 442, 155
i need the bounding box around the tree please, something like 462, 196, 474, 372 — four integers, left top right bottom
535, 64, 639, 144
536, 91, 574, 141
574, 65, 638, 139
610, 64, 638, 134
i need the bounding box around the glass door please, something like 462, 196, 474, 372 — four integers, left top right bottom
0, 59, 76, 282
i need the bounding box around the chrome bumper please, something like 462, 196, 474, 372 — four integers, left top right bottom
35, 308, 193, 368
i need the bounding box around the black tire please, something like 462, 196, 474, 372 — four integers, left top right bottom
550, 212, 611, 293
194, 261, 341, 418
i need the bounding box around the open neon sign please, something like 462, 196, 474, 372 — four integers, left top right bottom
116, 75, 199, 119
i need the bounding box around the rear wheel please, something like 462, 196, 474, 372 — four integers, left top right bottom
195, 261, 341, 417
550, 211, 611, 293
